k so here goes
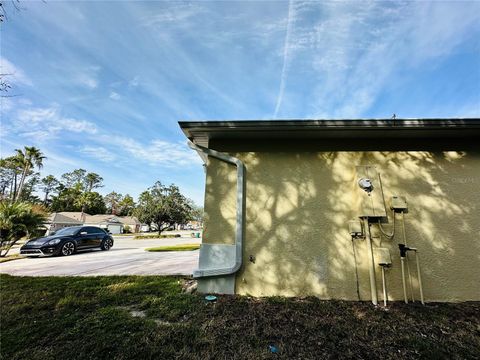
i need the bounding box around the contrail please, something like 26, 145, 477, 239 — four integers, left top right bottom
273, 0, 295, 118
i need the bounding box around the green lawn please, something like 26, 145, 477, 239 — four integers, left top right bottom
145, 244, 200, 252
1, 275, 479, 359
134, 234, 182, 239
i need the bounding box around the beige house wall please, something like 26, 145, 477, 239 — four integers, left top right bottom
202, 146, 480, 302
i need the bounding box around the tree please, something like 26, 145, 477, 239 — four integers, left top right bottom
134, 182, 192, 234
14, 146, 45, 202
61, 169, 86, 189
118, 194, 135, 216
50, 183, 83, 212
17, 172, 41, 203
0, 156, 22, 200
0, 201, 47, 257
40, 175, 60, 205
190, 204, 204, 223
84, 172, 103, 192
104, 191, 122, 215
74, 191, 106, 215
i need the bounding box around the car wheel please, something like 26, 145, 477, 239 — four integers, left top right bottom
101, 238, 113, 251
61, 241, 75, 256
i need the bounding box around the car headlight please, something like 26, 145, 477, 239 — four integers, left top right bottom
47, 239, 61, 245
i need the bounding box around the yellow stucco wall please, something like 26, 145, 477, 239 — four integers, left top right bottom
201, 148, 480, 302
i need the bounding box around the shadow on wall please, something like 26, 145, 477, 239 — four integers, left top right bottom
203, 144, 480, 302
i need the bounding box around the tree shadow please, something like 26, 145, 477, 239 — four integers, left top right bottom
202, 138, 479, 301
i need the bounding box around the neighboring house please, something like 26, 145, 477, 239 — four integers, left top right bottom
58, 212, 87, 223
118, 216, 141, 233
45, 212, 144, 235
180, 118, 480, 303
84, 214, 124, 234
45, 213, 83, 234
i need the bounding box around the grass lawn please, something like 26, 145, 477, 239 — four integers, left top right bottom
145, 244, 200, 252
1, 275, 479, 360
134, 234, 182, 240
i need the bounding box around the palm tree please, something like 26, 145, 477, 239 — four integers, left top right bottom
14, 146, 45, 202
0, 201, 47, 257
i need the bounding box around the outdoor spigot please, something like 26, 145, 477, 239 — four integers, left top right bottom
398, 243, 409, 257
399, 244, 417, 257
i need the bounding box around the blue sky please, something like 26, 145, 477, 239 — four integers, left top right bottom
1, 1, 479, 205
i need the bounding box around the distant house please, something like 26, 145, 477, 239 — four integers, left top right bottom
84, 214, 124, 234
119, 216, 141, 233
45, 213, 83, 234
45, 212, 143, 235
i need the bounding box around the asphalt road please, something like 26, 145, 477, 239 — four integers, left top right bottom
0, 234, 201, 277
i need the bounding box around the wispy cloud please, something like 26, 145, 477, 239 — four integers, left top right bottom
273, 0, 296, 118
80, 146, 117, 162
141, 3, 204, 26
104, 136, 201, 167
74, 65, 101, 89
12, 105, 98, 141
0, 57, 33, 87
129, 76, 140, 87
273, 1, 480, 118
109, 91, 120, 100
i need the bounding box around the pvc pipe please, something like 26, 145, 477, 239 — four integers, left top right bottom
363, 218, 378, 306
415, 252, 425, 305
381, 266, 387, 307
401, 211, 415, 302
188, 141, 245, 278
400, 257, 408, 303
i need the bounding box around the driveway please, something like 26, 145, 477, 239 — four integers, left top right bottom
0, 234, 201, 276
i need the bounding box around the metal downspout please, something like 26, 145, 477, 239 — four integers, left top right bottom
187, 141, 245, 278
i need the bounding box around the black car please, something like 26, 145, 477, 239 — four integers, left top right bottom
20, 226, 114, 257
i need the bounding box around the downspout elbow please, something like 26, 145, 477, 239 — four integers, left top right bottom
188, 141, 245, 279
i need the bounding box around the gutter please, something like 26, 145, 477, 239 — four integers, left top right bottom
187, 141, 245, 278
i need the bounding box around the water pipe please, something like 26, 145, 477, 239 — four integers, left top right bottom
187, 141, 245, 278
363, 217, 378, 306
415, 251, 425, 305
399, 244, 425, 305
401, 211, 415, 301
400, 255, 408, 303
380, 265, 388, 307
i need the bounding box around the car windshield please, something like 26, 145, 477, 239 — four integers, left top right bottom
54, 227, 81, 236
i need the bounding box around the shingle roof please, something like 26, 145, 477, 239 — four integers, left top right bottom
84, 214, 123, 224
118, 216, 141, 226
48, 213, 83, 224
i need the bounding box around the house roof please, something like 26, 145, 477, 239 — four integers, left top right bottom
48, 213, 83, 224
179, 118, 480, 147
84, 214, 123, 225
58, 212, 86, 222
118, 216, 141, 226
